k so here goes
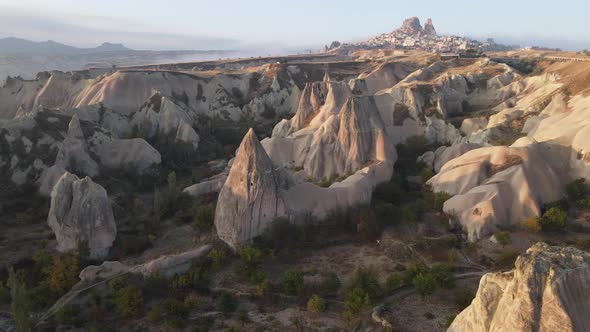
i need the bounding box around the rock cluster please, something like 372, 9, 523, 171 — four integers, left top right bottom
397, 17, 424, 36
47, 172, 116, 260
428, 139, 562, 240
449, 242, 590, 332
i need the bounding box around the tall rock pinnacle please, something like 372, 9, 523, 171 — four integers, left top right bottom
214, 129, 287, 249
424, 18, 437, 37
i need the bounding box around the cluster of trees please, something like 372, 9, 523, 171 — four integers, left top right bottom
523, 178, 589, 233
0, 252, 82, 331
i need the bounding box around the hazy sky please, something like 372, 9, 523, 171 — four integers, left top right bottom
0, 0, 588, 50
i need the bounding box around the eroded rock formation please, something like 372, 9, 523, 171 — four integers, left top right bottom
214, 129, 287, 249
449, 242, 590, 332
428, 138, 562, 240
47, 172, 116, 260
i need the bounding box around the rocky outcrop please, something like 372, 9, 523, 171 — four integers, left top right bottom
95, 138, 161, 174
47, 172, 116, 260
131, 93, 200, 150
214, 129, 287, 249
428, 139, 562, 240
79, 244, 213, 283
423, 18, 437, 37
54, 115, 99, 177
449, 243, 590, 332
397, 17, 424, 36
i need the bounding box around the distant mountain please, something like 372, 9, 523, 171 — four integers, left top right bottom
0, 37, 132, 55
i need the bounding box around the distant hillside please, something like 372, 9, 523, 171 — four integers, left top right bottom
0, 37, 131, 55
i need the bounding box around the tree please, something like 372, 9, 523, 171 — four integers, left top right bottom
192, 205, 215, 233
281, 271, 304, 296
238, 246, 263, 272
167, 171, 178, 199
566, 178, 587, 201
493, 231, 511, 246
344, 287, 369, 314
0, 280, 10, 304
8, 268, 31, 332
385, 272, 404, 292
207, 247, 227, 271
147, 304, 162, 323
347, 268, 382, 302
319, 273, 340, 296
44, 254, 79, 292
419, 167, 434, 183
541, 207, 567, 231
307, 294, 326, 313
413, 272, 436, 299
433, 192, 452, 212
153, 188, 162, 228
216, 293, 237, 316
522, 216, 542, 233
114, 285, 144, 318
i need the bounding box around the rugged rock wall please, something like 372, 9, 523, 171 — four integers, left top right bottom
449, 243, 590, 332
47, 172, 117, 260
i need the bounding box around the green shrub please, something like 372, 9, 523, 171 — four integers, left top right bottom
430, 263, 454, 289
579, 197, 590, 208
419, 167, 434, 183
56, 304, 83, 327
147, 304, 161, 323
374, 180, 405, 204
495, 251, 519, 269
281, 271, 304, 296
192, 205, 215, 233
385, 272, 404, 291
447, 249, 458, 266
445, 314, 456, 328
15, 213, 32, 225
237, 306, 250, 324
167, 171, 178, 198
114, 285, 144, 318
541, 207, 567, 231
522, 217, 542, 233
237, 246, 263, 280
44, 254, 79, 292
108, 276, 128, 291
344, 287, 370, 315
0, 280, 10, 304
255, 278, 270, 297
402, 263, 428, 284
413, 273, 436, 299
255, 218, 307, 253
8, 268, 31, 332
216, 293, 237, 316
307, 294, 327, 313
207, 247, 228, 271
566, 178, 587, 201
347, 268, 382, 302
162, 297, 188, 316
433, 192, 452, 212
493, 231, 511, 245
400, 204, 417, 223
319, 273, 341, 296
453, 288, 475, 309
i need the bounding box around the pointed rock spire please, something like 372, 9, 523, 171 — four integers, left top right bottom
214, 129, 287, 249
68, 114, 85, 140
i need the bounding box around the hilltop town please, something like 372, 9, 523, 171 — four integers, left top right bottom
327, 17, 513, 54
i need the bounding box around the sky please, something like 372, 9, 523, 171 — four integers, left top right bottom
0, 0, 588, 50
